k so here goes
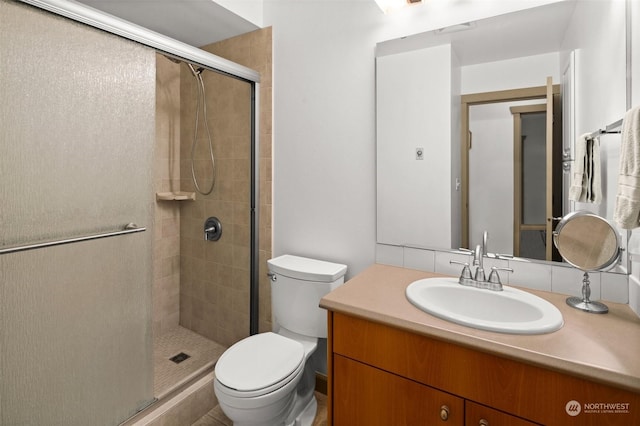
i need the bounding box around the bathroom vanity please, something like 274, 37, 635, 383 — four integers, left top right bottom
320, 265, 640, 425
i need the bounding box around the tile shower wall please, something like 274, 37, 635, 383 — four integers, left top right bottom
154, 55, 182, 336
180, 28, 273, 347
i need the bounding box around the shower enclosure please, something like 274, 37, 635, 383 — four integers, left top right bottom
1, 0, 268, 424
1, 1, 155, 423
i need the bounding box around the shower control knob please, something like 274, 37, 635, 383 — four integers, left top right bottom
204, 217, 222, 241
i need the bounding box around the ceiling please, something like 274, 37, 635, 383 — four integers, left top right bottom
74, 0, 259, 47
377, 1, 577, 66
74, 1, 575, 62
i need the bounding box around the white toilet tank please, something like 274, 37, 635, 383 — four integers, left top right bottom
267, 255, 347, 338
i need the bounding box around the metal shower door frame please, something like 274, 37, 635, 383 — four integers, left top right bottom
18, 0, 263, 335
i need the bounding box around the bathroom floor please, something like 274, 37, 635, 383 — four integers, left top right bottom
153, 326, 328, 426
154, 326, 227, 398
191, 392, 328, 426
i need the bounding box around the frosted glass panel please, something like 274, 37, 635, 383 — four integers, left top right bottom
1, 235, 153, 424
1, 1, 155, 424
0, 0, 155, 247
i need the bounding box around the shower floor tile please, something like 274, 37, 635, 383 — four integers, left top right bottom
154, 326, 227, 399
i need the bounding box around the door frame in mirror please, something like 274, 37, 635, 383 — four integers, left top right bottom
461, 83, 561, 255
511, 103, 547, 258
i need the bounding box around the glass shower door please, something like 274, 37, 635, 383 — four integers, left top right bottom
1, 1, 155, 424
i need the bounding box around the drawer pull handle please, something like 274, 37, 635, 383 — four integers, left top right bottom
439, 405, 450, 421
479, 419, 489, 426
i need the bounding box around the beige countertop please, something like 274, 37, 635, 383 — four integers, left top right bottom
320, 264, 640, 393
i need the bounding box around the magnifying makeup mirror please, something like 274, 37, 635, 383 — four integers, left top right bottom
553, 211, 621, 314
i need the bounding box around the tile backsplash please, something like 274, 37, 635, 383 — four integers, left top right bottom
376, 243, 633, 307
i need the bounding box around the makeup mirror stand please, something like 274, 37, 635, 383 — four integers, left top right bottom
566, 271, 608, 314
553, 211, 622, 315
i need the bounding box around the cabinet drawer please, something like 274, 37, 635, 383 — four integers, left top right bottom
465, 401, 541, 426
333, 354, 464, 426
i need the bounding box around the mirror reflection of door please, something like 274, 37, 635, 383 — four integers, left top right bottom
462, 79, 562, 260
512, 105, 547, 260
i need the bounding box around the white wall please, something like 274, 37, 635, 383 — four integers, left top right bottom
627, 0, 640, 316
377, 44, 454, 248
263, 1, 381, 277
561, 0, 630, 277
263, 0, 565, 278
563, 0, 635, 309
566, 0, 627, 220
215, 0, 263, 27
629, 1, 640, 315
634, 0, 640, 108
462, 52, 560, 94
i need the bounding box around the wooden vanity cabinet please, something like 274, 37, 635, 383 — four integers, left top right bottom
327, 312, 640, 426
465, 402, 539, 426
333, 354, 537, 426
334, 354, 464, 425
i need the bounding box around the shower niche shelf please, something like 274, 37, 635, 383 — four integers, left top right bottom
156, 191, 196, 201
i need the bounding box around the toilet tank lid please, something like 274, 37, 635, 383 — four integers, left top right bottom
268, 255, 347, 282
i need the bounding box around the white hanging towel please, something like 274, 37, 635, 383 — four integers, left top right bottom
569, 133, 601, 203
614, 106, 640, 229
569, 133, 589, 202
589, 136, 602, 204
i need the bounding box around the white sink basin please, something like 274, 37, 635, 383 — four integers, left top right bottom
406, 277, 564, 334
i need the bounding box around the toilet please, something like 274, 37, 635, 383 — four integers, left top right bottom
213, 254, 347, 426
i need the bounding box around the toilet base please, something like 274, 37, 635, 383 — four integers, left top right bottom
289, 395, 317, 426
283, 360, 317, 426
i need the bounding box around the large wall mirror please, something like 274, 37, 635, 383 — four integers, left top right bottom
376, 0, 631, 273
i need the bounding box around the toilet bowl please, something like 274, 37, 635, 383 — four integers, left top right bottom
214, 332, 316, 426
213, 255, 347, 426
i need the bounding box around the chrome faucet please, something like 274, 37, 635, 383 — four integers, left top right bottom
450, 231, 512, 291
482, 230, 488, 259
473, 244, 486, 282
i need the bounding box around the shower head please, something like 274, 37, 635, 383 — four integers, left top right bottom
188, 63, 205, 77
162, 54, 182, 64
162, 55, 205, 76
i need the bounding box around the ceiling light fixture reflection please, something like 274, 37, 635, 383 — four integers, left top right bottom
375, 0, 423, 14
433, 22, 476, 34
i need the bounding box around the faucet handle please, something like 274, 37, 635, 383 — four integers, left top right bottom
449, 260, 474, 286
487, 267, 513, 291
488, 252, 514, 260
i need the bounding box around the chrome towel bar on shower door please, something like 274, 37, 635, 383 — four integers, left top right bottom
0, 223, 146, 255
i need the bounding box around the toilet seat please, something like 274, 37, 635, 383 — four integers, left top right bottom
215, 332, 305, 398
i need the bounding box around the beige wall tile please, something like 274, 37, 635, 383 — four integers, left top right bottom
152, 28, 274, 347
153, 55, 182, 335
